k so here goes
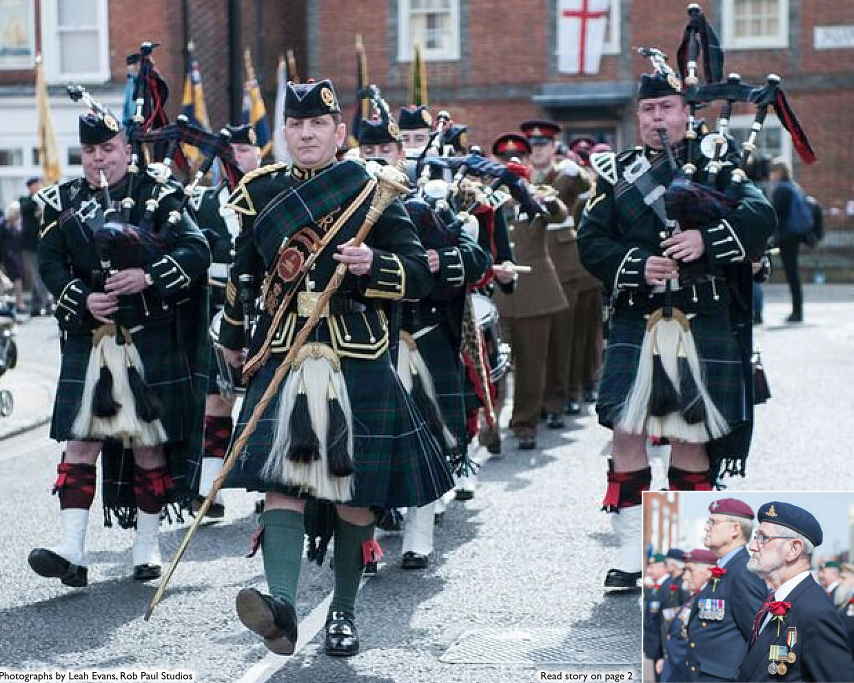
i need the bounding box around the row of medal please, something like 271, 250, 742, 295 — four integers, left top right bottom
697, 598, 725, 621
767, 628, 798, 676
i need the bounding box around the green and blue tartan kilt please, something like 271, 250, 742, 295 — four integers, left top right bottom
415, 325, 469, 451
596, 294, 747, 432
225, 349, 455, 509
50, 321, 197, 442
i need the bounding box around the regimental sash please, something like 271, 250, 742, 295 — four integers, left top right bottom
243, 161, 377, 376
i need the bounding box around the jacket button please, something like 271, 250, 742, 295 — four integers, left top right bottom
690, 643, 695, 648
691, 667, 696, 672
702, 622, 707, 627
666, 635, 670, 640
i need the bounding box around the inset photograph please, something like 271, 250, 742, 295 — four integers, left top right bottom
642, 491, 854, 682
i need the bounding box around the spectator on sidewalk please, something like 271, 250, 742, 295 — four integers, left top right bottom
0, 201, 26, 315
769, 159, 805, 323
19, 177, 51, 316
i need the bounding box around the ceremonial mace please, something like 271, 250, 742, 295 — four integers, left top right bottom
146, 164, 409, 620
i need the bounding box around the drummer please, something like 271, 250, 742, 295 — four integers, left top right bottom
192, 123, 263, 518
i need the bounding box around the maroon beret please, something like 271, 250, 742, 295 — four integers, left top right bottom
684, 548, 718, 565
708, 498, 754, 520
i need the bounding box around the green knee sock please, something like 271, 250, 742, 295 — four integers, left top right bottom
261, 508, 304, 605
330, 517, 375, 617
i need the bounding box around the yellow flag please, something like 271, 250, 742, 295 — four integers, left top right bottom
35, 54, 61, 184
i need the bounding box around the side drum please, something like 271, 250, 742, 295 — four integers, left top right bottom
471, 293, 509, 383
209, 309, 246, 400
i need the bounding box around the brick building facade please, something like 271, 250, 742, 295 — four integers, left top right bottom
1, 0, 852, 215
643, 492, 681, 557
0, 0, 306, 206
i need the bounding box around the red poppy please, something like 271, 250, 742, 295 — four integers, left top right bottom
849, 597, 854, 605
769, 601, 792, 636
768, 601, 791, 616
670, 584, 679, 592
710, 566, 726, 592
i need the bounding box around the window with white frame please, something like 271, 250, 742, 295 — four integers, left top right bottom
722, 0, 788, 50
40, 0, 110, 83
0, 0, 35, 69
602, 0, 621, 55
398, 0, 460, 62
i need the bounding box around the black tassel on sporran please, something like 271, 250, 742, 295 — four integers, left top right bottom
127, 365, 164, 422
326, 390, 354, 477
649, 354, 681, 417
93, 365, 121, 417
285, 390, 320, 463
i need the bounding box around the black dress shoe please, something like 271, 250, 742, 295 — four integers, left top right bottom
604, 568, 642, 589
518, 435, 537, 450
236, 588, 298, 655
375, 508, 403, 532
324, 611, 359, 657
455, 488, 474, 501
133, 563, 161, 581
545, 412, 565, 429
786, 312, 803, 323
433, 511, 444, 525
564, 401, 582, 415
192, 495, 225, 520
401, 551, 429, 570
363, 561, 378, 576
28, 548, 88, 587
479, 428, 501, 454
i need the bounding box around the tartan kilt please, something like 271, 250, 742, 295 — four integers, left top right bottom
225, 348, 455, 509
50, 320, 196, 442
415, 324, 469, 450
596, 292, 747, 433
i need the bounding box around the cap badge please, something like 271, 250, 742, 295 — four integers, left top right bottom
710, 501, 719, 510
766, 505, 778, 517
666, 73, 682, 93
248, 128, 257, 145
506, 140, 517, 151
532, 127, 542, 136
423, 111, 432, 126
388, 121, 400, 138
103, 114, 119, 132
320, 87, 336, 109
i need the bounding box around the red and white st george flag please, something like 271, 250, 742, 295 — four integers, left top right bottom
557, 0, 611, 75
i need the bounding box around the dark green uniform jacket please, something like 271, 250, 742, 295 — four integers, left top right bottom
220, 160, 454, 507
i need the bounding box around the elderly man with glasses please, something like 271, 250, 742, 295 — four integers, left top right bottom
738, 502, 854, 682
684, 499, 768, 681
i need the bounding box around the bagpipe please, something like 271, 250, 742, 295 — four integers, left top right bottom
68, 43, 243, 448
619, 4, 814, 445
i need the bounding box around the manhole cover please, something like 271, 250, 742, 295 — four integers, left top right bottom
440, 627, 638, 665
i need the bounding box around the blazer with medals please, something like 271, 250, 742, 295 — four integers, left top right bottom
686, 547, 768, 681
738, 573, 854, 682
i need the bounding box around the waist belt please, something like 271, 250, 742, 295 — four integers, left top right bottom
296, 291, 367, 318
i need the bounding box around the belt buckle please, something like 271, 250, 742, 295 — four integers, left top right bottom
297, 291, 329, 318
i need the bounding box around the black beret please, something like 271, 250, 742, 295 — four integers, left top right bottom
284, 79, 340, 119
398, 105, 432, 130
665, 548, 685, 562
758, 501, 823, 546
79, 108, 123, 145
226, 123, 258, 146
358, 116, 401, 146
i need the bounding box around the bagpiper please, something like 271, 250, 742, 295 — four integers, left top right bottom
218, 79, 453, 657
28, 94, 210, 587
577, 57, 776, 589
189, 122, 263, 519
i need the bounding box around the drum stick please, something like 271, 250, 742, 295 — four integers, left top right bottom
511, 264, 532, 274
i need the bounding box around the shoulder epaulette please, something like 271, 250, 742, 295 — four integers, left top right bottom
35, 183, 63, 213
242, 161, 288, 186
227, 162, 288, 217
590, 151, 619, 186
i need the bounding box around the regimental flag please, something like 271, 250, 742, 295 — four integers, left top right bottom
557, 0, 611, 75
242, 48, 271, 158
181, 42, 212, 167
122, 63, 137, 127
349, 34, 370, 148
272, 54, 291, 165
408, 43, 428, 106
35, 54, 61, 184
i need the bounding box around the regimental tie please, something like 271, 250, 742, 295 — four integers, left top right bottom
750, 591, 776, 646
